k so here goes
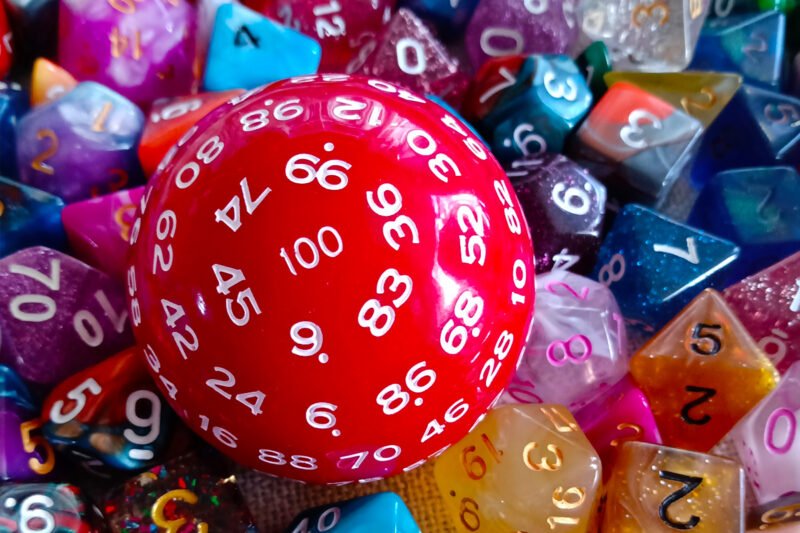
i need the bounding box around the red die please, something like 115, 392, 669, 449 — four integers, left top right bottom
0, 6, 11, 79
127, 75, 535, 484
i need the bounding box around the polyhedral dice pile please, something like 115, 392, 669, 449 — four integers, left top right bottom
0, 0, 799, 531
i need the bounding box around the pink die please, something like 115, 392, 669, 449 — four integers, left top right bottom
724, 251, 800, 375
62, 187, 144, 281
575, 376, 662, 480
731, 362, 800, 504
499, 269, 629, 410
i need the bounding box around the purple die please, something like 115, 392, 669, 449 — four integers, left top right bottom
16, 82, 144, 204
499, 269, 628, 410
508, 154, 606, 274
59, 0, 196, 108
0, 247, 133, 388
353, 8, 468, 105
465, 0, 579, 72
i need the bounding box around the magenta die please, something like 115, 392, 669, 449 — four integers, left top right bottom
731, 362, 800, 504
16, 82, 144, 204
269, 0, 396, 72
0, 247, 133, 388
574, 376, 662, 480
464, 0, 579, 72
352, 8, 468, 105
499, 269, 628, 410
58, 0, 196, 108
62, 187, 144, 281
723, 251, 800, 374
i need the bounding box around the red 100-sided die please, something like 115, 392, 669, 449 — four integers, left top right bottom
126, 75, 534, 484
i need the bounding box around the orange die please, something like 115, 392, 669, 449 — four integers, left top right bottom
31, 58, 77, 107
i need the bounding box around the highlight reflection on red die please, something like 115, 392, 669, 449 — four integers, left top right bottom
127, 75, 534, 484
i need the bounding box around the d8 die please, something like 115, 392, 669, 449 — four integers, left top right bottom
434, 404, 602, 532
16, 82, 144, 203
0, 246, 133, 387
500, 269, 628, 411
287, 492, 421, 532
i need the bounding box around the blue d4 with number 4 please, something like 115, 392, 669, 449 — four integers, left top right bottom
204, 3, 322, 92
286, 492, 421, 533
592, 204, 740, 335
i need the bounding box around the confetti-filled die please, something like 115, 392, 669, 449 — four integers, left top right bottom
103, 452, 257, 532
591, 204, 740, 334
724, 251, 800, 374
41, 347, 175, 473
1, 365, 57, 482
350, 8, 469, 105
0, 176, 66, 258
62, 187, 144, 281
0, 246, 133, 388
499, 269, 628, 411
30, 58, 78, 107
126, 77, 534, 483
268, 0, 396, 72
507, 153, 606, 275
630, 289, 780, 452
16, 82, 145, 204
286, 492, 421, 532
602, 441, 744, 532
0, 483, 105, 532
577, 0, 710, 72
59, 0, 197, 108
434, 404, 602, 532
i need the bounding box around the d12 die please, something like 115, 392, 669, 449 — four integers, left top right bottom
729, 362, 800, 505
103, 452, 257, 532
507, 153, 606, 274
1, 365, 56, 481
435, 404, 602, 532
59, 0, 197, 108
16, 82, 144, 203
204, 3, 321, 91
30, 58, 76, 107
400, 0, 479, 38
569, 82, 703, 210
574, 377, 662, 481
0, 246, 133, 387
287, 492, 420, 532
690, 167, 800, 281
691, 11, 786, 90
62, 187, 143, 281
630, 289, 780, 452
602, 442, 744, 532
42, 347, 173, 472
139, 91, 244, 177
592, 204, 739, 334
723, 251, 800, 374
604, 70, 743, 127
464, 0, 579, 72
577, 0, 709, 72
269, 0, 395, 72
351, 8, 468, 105
0, 81, 29, 179
0, 177, 66, 258
487, 55, 592, 161
0, 483, 104, 532
501, 270, 628, 411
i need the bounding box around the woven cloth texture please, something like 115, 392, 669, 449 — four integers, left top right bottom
238, 462, 456, 532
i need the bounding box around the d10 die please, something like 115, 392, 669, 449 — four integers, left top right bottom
602, 442, 744, 532
0, 246, 133, 387
434, 404, 602, 532
631, 289, 780, 452
287, 492, 421, 532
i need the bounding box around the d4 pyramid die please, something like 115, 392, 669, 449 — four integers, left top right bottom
434, 404, 602, 532
630, 289, 780, 452
603, 71, 743, 127
724, 251, 800, 374
30, 58, 76, 107
203, 3, 321, 92
591, 204, 739, 333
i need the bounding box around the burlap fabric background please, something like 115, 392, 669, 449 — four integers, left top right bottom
238, 462, 456, 532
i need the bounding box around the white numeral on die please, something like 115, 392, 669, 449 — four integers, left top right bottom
212, 264, 262, 326
357, 268, 413, 337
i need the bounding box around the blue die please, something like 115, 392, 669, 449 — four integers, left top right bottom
689, 166, 800, 281
286, 492, 420, 533
0, 82, 29, 179
399, 0, 480, 38
592, 204, 740, 334
0, 177, 65, 258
